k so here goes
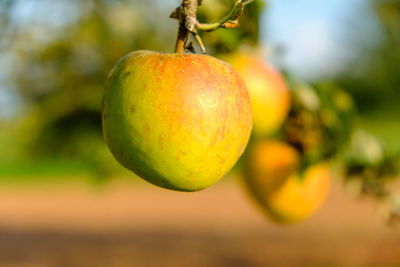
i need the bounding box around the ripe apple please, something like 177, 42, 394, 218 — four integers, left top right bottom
243, 141, 331, 224
225, 53, 290, 137
265, 163, 331, 224
102, 50, 252, 191
244, 140, 300, 195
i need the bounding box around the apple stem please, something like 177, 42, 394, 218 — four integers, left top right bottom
175, 23, 189, 54
172, 0, 198, 54
171, 0, 254, 54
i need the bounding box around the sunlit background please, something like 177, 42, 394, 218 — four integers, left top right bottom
0, 0, 400, 266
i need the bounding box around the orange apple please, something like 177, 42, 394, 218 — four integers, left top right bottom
226, 53, 290, 137
243, 140, 331, 224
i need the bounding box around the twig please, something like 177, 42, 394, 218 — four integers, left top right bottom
171, 0, 254, 54
196, 0, 254, 31
175, 23, 189, 54
171, 0, 199, 53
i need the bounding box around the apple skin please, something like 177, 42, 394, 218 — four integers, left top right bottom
226, 53, 290, 137
243, 141, 331, 224
265, 163, 331, 224
244, 140, 300, 196
102, 50, 252, 191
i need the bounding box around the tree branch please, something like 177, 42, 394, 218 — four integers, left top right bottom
171, 0, 198, 53
196, 0, 254, 31
171, 0, 254, 54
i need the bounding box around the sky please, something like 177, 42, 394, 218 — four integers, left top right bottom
0, 0, 381, 119
261, 0, 380, 80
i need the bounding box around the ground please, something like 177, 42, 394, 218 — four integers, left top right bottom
0, 176, 399, 266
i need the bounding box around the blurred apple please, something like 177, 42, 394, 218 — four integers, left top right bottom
244, 140, 300, 195
226, 53, 290, 137
243, 140, 331, 224
264, 163, 331, 224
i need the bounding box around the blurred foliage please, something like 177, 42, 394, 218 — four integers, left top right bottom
1, 0, 400, 184
197, 0, 264, 54
282, 81, 355, 168
343, 130, 400, 197
1, 0, 178, 177
337, 0, 400, 114
339, 129, 400, 224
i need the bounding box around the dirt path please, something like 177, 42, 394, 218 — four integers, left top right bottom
0, 177, 399, 266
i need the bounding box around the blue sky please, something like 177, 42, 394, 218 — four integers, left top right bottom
261, 0, 380, 80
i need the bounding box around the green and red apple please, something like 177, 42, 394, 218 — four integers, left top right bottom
102, 50, 252, 191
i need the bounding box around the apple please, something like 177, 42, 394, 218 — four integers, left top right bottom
243, 140, 331, 224
265, 163, 331, 224
244, 140, 300, 195
102, 50, 252, 191
225, 53, 290, 137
